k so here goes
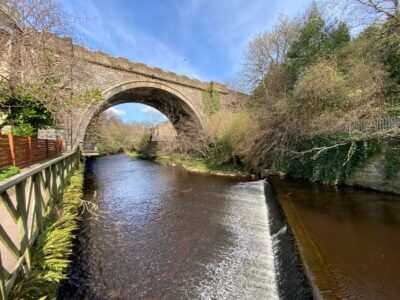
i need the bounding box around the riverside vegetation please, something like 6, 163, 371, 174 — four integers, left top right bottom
93, 1, 400, 184
9, 164, 85, 300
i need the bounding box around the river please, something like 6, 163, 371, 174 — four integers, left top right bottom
59, 154, 305, 299
58, 154, 400, 300
270, 176, 400, 300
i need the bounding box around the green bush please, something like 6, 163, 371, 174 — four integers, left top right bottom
11, 124, 36, 137
0, 166, 20, 181
136, 133, 151, 153
0, 81, 54, 135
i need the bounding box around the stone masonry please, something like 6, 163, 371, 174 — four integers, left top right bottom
68, 45, 245, 147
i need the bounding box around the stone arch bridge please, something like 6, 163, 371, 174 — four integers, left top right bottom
0, 6, 245, 149
67, 46, 244, 149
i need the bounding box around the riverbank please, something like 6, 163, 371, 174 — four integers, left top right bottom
126, 151, 256, 179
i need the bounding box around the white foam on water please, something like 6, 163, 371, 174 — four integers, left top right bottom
273, 225, 287, 239
194, 180, 280, 300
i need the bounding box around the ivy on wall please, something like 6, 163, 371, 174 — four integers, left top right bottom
202, 83, 220, 116
273, 134, 381, 184
385, 141, 400, 180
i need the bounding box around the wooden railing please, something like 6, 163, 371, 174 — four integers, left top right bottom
0, 135, 63, 170
0, 150, 80, 299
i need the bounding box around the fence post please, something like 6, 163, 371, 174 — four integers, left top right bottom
0, 251, 7, 300
33, 173, 43, 233
15, 181, 31, 270
45, 139, 49, 158
8, 135, 15, 167
27, 137, 32, 165
57, 138, 61, 154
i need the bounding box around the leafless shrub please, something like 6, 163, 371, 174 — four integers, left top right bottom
320, 0, 400, 28
241, 15, 301, 92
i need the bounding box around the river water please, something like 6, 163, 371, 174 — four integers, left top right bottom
270, 176, 400, 300
59, 154, 291, 299
59, 154, 400, 300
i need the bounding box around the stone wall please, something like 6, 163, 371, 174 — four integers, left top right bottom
346, 143, 400, 194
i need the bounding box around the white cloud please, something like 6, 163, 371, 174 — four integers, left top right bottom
107, 107, 127, 116
141, 106, 158, 114
65, 0, 202, 79
63, 0, 312, 83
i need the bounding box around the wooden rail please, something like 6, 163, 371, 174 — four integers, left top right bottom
0, 135, 63, 170
0, 150, 80, 299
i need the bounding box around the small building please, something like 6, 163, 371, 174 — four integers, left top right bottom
149, 121, 177, 142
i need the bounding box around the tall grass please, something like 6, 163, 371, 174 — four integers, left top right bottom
10, 165, 84, 300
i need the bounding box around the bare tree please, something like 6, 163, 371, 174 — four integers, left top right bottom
241, 15, 300, 91
85, 110, 152, 154
0, 0, 75, 115
320, 0, 400, 27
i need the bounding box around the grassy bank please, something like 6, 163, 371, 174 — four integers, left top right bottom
125, 150, 145, 159
139, 153, 254, 178
10, 163, 85, 300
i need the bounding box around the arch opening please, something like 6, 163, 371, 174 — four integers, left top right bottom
103, 85, 203, 137
78, 82, 205, 152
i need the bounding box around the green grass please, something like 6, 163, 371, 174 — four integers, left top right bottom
10, 164, 84, 300
125, 151, 146, 159
154, 154, 244, 174
0, 166, 20, 181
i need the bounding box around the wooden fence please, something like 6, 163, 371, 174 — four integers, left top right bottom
0, 135, 63, 170
0, 150, 80, 299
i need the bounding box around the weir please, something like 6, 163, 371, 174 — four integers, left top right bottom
0, 150, 80, 299
58, 155, 285, 299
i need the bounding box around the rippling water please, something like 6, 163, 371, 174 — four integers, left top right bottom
59, 154, 281, 299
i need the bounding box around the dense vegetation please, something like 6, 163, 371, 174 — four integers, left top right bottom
182, 1, 400, 183
0, 79, 104, 136
86, 111, 150, 155
58, 0, 400, 184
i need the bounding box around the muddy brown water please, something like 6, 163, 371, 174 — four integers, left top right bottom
270, 176, 400, 300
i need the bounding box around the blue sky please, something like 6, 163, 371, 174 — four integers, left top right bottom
60, 0, 312, 122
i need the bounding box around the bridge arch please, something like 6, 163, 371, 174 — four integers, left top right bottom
77, 80, 206, 146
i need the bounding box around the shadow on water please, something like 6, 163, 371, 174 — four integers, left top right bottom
264, 181, 314, 300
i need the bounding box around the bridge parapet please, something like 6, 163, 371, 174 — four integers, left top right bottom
73, 45, 230, 94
